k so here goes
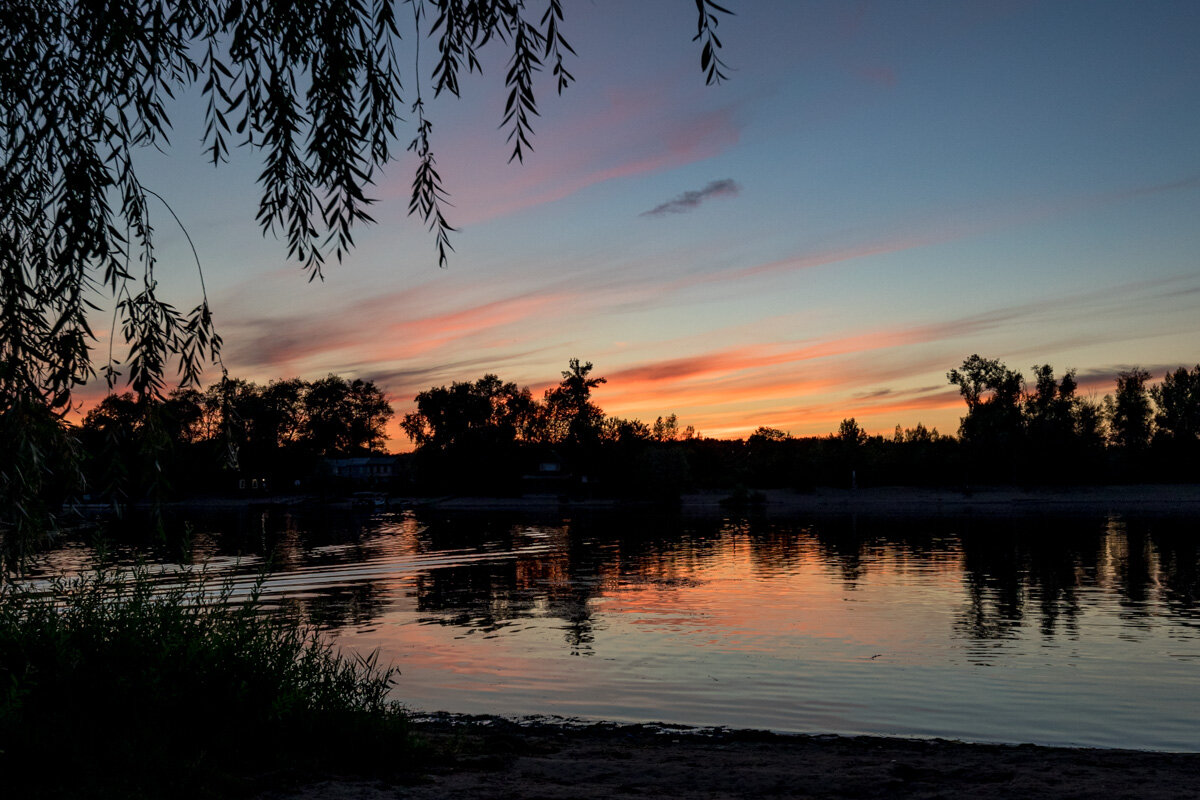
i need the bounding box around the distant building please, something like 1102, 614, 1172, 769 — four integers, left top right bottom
235, 475, 271, 493
324, 455, 401, 485
521, 450, 570, 493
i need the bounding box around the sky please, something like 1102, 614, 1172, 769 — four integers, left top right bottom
100, 1, 1200, 448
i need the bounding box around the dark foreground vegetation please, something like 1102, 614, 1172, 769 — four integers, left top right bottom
0, 568, 412, 799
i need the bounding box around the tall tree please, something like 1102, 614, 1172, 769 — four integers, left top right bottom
1109, 368, 1153, 450
1152, 365, 1200, 444
1025, 365, 1078, 436
652, 414, 680, 442
947, 355, 1024, 450
78, 392, 177, 507
835, 418, 868, 447
543, 358, 606, 450
1022, 364, 1104, 482
161, 388, 207, 447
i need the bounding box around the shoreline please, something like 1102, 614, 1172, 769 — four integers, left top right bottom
151, 484, 1200, 516
418, 484, 1200, 515
261, 715, 1200, 800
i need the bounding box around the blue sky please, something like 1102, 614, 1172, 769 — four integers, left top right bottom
107, 1, 1200, 445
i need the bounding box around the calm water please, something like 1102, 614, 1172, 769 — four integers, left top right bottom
30, 508, 1200, 751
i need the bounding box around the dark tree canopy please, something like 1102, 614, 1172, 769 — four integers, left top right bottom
1110, 368, 1153, 451
402, 373, 537, 450
947, 354, 1025, 449
1152, 365, 1200, 444
945, 355, 1108, 483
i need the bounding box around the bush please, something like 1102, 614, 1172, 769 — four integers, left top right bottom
0, 567, 410, 798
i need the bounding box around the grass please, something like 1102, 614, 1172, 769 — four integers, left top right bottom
0, 565, 413, 798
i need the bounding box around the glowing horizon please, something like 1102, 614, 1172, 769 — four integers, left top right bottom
73, 2, 1200, 451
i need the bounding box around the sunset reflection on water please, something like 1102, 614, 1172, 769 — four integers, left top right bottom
33, 509, 1200, 750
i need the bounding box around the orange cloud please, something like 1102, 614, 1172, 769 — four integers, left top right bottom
226, 285, 579, 377
578, 304, 1066, 439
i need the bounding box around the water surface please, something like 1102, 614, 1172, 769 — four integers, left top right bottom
32, 508, 1200, 751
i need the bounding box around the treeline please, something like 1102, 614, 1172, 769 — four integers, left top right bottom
401, 356, 1200, 495
399, 362, 955, 496
942, 356, 1200, 484
19, 355, 1200, 510
75, 374, 393, 502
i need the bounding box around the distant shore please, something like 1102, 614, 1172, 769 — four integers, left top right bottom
260, 715, 1200, 800
386, 484, 1200, 516
144, 484, 1200, 517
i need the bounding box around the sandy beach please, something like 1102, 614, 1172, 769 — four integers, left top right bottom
261, 716, 1200, 799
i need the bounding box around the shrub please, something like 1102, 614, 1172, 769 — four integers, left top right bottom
0, 567, 409, 797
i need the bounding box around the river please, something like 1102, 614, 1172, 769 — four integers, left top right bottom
26, 506, 1200, 751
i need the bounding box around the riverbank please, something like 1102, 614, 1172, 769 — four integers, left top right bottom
402, 484, 1200, 516
262, 716, 1200, 800
139, 483, 1200, 517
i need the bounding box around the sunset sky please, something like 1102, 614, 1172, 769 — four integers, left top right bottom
107, 1, 1200, 447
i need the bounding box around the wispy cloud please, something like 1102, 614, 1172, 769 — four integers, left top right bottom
1075, 363, 1194, 395
667, 174, 1200, 292
382, 97, 744, 226
224, 285, 577, 378
641, 179, 742, 218
587, 275, 1200, 438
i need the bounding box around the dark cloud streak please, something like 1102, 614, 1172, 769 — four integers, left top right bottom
641, 179, 741, 217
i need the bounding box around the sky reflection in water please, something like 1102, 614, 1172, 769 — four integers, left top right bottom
34, 509, 1200, 751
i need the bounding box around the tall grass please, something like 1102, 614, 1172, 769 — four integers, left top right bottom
0, 567, 411, 797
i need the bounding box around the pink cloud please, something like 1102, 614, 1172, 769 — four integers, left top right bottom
574, 294, 1130, 437
459, 107, 741, 225
374, 78, 743, 226
224, 285, 579, 377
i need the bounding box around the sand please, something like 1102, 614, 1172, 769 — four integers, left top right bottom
259, 717, 1200, 800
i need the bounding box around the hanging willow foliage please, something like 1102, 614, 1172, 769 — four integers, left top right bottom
0, 0, 732, 548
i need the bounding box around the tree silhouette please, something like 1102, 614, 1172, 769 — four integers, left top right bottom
1025, 364, 1078, 435
303, 375, 393, 457
542, 358, 606, 450
1109, 368, 1153, 451
948, 355, 1024, 419
402, 374, 536, 450
652, 413, 680, 442
748, 426, 789, 443
601, 417, 652, 444
1152, 365, 1200, 444
835, 417, 868, 447
1, 2, 732, 541
1022, 364, 1102, 483
1149, 364, 1200, 480
947, 355, 1024, 476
